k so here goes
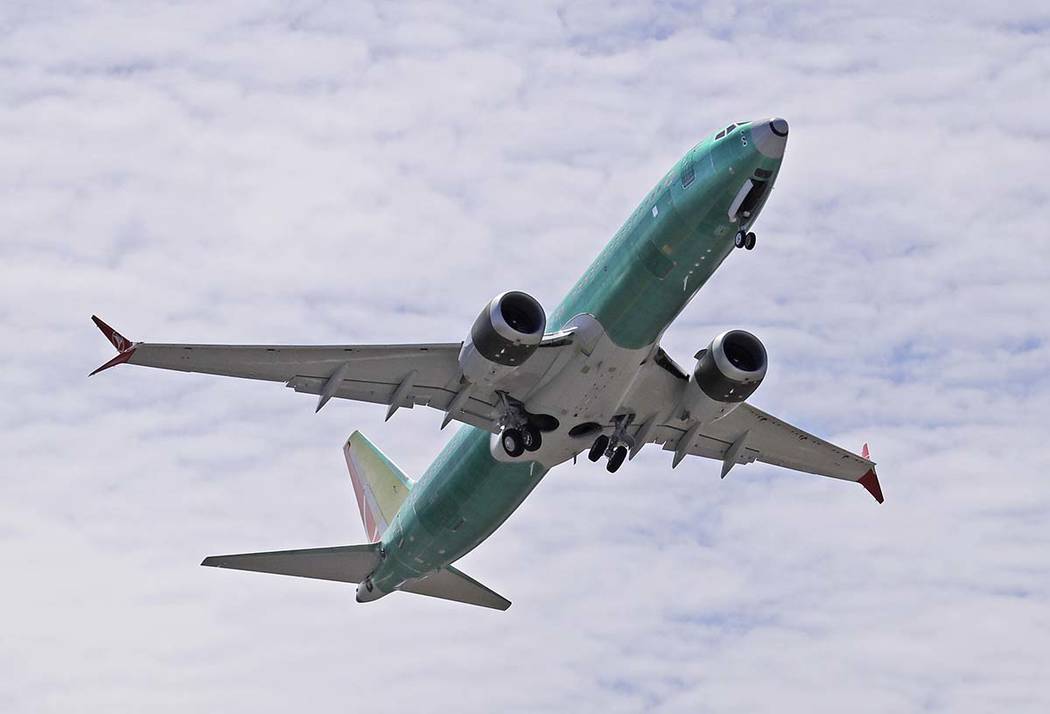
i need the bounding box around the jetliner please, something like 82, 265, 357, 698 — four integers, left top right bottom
91, 118, 882, 610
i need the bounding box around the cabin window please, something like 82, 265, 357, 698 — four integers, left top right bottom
680, 163, 695, 188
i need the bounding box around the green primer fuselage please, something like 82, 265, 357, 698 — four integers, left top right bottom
371, 122, 783, 593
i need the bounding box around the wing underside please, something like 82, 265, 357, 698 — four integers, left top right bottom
621, 357, 883, 502
89, 316, 572, 432
91, 316, 881, 501
647, 402, 883, 502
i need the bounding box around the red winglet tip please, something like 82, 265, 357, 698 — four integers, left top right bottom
91, 315, 133, 353
89, 347, 136, 376
858, 469, 884, 504
861, 442, 870, 460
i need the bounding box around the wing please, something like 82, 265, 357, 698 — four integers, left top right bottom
623, 358, 883, 503
89, 315, 571, 432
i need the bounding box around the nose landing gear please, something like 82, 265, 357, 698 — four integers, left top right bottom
734, 230, 757, 250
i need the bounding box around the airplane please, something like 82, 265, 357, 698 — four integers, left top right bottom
90, 117, 882, 611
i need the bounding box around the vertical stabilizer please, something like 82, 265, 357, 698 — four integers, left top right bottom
343, 431, 413, 541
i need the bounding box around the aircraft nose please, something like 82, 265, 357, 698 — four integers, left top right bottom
750, 117, 789, 159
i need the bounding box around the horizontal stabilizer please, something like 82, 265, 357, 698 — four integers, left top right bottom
202, 543, 381, 583
400, 565, 511, 611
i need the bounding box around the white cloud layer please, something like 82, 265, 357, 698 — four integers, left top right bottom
2, 1, 1049, 712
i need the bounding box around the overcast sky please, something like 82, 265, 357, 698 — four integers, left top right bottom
2, 2, 1049, 712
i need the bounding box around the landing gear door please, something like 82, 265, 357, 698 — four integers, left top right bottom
728, 179, 770, 224
728, 179, 755, 222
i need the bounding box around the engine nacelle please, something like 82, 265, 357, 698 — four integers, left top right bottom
677, 330, 767, 423
458, 291, 546, 386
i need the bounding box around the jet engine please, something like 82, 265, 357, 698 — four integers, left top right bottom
458, 291, 546, 386
677, 330, 767, 423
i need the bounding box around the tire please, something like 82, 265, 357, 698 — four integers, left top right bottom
588, 435, 610, 462
607, 445, 628, 473
522, 424, 542, 452
734, 231, 746, 249
744, 232, 756, 250
501, 428, 525, 458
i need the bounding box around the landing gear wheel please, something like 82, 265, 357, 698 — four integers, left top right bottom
607, 445, 628, 473
734, 230, 746, 249
522, 424, 542, 452
588, 435, 610, 462
744, 232, 756, 250
501, 428, 525, 458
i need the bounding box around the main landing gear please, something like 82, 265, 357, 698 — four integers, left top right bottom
586, 415, 633, 473
500, 423, 542, 458
734, 230, 756, 250
496, 391, 548, 458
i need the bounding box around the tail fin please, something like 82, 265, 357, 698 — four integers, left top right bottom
343, 431, 413, 542
202, 543, 381, 583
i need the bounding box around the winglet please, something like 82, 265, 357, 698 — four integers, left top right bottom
92, 315, 133, 352
858, 469, 884, 504
90, 315, 136, 375
857, 443, 883, 503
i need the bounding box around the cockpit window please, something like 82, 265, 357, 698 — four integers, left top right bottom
716, 124, 737, 141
